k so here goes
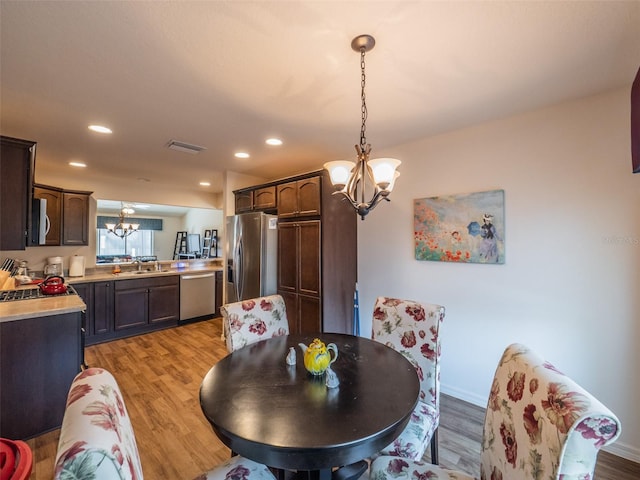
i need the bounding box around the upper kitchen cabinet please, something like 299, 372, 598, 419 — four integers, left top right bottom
253, 186, 277, 210
234, 185, 277, 213
235, 190, 253, 213
63, 191, 90, 245
0, 136, 36, 251
277, 176, 321, 218
32, 184, 92, 246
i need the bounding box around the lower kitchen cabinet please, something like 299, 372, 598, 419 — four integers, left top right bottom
93, 281, 114, 336
74, 281, 114, 345
115, 276, 179, 330
74, 275, 178, 345
1, 311, 81, 439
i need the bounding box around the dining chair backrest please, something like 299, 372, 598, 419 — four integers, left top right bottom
55, 368, 279, 480
221, 294, 289, 352
371, 296, 445, 409
54, 368, 144, 480
480, 343, 621, 479
369, 342, 622, 480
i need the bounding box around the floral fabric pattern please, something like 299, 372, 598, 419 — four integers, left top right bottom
54, 368, 144, 480
55, 369, 277, 480
192, 455, 277, 480
369, 343, 621, 480
372, 296, 445, 460
221, 294, 289, 352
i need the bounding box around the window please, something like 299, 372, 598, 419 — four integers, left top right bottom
97, 229, 155, 259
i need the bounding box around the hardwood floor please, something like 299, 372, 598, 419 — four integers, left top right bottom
26, 318, 639, 479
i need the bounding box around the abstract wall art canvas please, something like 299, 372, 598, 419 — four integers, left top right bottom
414, 189, 505, 264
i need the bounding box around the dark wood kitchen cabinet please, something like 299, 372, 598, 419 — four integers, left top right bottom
63, 191, 90, 245
1, 311, 81, 439
114, 275, 179, 331
0, 136, 36, 250
279, 171, 356, 334
74, 281, 114, 345
253, 186, 277, 210
277, 176, 321, 218
235, 190, 253, 213
32, 184, 91, 246
278, 220, 322, 333
74, 276, 178, 345
234, 185, 277, 213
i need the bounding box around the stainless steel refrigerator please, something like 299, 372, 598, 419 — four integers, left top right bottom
225, 212, 278, 304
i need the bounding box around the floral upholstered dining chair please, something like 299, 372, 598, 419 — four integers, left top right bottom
54, 368, 277, 480
221, 294, 289, 353
370, 343, 621, 480
371, 296, 446, 463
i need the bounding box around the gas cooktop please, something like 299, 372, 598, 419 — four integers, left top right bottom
0, 285, 78, 302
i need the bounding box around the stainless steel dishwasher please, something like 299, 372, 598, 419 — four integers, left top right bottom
179, 271, 217, 322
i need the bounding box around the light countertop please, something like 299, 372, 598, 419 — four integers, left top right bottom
0, 265, 222, 322
65, 265, 222, 284
0, 293, 86, 323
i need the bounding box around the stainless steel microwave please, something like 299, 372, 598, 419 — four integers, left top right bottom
30, 197, 48, 245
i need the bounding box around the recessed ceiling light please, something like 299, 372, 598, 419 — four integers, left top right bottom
199, 181, 211, 187
88, 125, 112, 134
266, 138, 283, 146
235, 152, 250, 159
69, 161, 86, 168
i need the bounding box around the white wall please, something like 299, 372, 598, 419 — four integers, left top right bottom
184, 208, 224, 257
357, 87, 639, 461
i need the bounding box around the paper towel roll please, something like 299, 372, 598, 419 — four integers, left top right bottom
69, 255, 85, 277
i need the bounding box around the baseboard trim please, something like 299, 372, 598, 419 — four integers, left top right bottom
441, 384, 640, 465
441, 383, 486, 408
604, 442, 640, 463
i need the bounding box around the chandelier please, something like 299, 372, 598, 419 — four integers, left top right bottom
324, 34, 401, 220
105, 203, 139, 238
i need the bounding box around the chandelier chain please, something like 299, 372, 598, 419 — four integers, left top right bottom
360, 47, 368, 151
323, 34, 400, 220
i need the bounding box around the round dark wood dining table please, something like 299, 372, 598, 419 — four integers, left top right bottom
199, 333, 419, 479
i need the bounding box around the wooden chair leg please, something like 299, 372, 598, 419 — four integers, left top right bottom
429, 428, 439, 465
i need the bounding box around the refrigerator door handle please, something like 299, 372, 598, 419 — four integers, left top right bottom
235, 231, 243, 301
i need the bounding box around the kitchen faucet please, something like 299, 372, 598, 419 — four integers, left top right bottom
132, 259, 142, 272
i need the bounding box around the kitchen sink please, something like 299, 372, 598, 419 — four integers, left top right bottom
119, 269, 173, 276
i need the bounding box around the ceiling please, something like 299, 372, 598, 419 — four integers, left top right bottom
2, 1, 639, 197
96, 199, 191, 217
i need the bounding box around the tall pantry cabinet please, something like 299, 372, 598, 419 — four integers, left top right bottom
234, 170, 357, 334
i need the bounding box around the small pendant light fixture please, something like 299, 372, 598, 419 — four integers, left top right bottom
105, 203, 140, 238
324, 34, 401, 220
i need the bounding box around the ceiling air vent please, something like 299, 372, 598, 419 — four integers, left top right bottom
167, 140, 207, 154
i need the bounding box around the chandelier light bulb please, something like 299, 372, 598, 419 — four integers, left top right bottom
324, 160, 355, 187
368, 158, 402, 188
